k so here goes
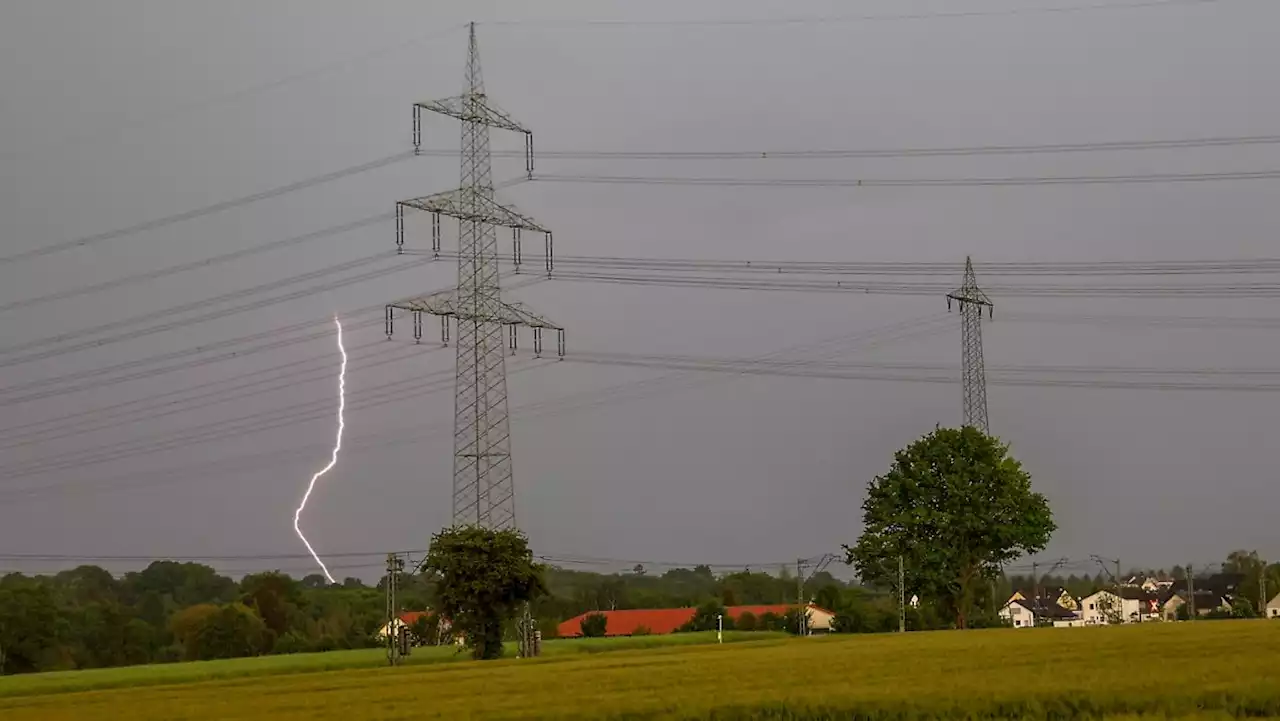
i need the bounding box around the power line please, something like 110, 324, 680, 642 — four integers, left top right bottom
0, 151, 414, 266
0, 213, 391, 316
0, 550, 423, 562
546, 271, 1280, 298
0, 343, 427, 452
482, 0, 1230, 27
531, 168, 1280, 188
1003, 310, 1280, 329
0, 366, 458, 481
0, 254, 430, 369
0, 349, 466, 479
0, 562, 388, 577
409, 248, 1280, 276
0, 359, 555, 498
0, 336, 399, 440
0, 319, 938, 500
0, 276, 544, 407
0, 311, 385, 406
562, 354, 1280, 392
415, 131, 1280, 161
569, 350, 1280, 378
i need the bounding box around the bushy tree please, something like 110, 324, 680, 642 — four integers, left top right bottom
681, 601, 731, 632
239, 572, 302, 638
423, 526, 547, 660
846, 426, 1055, 629
169, 604, 220, 661
193, 603, 268, 660
408, 613, 441, 646
579, 612, 608, 638
757, 611, 785, 632
782, 607, 811, 635
735, 611, 758, 631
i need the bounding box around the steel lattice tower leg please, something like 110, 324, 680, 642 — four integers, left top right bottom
386, 22, 564, 533
947, 257, 993, 433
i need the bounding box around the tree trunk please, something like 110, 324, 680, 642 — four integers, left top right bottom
956, 565, 977, 630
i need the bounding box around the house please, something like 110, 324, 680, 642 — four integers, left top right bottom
1161, 590, 1231, 620
1009, 587, 1079, 612
1000, 597, 1080, 628
557, 604, 836, 638
1079, 590, 1125, 625
1001, 599, 1037, 628
1119, 588, 1162, 623
1122, 575, 1161, 593
377, 611, 452, 641
1169, 573, 1244, 604
1080, 588, 1164, 624
1267, 593, 1280, 619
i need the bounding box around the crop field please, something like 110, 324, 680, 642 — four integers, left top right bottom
2, 622, 1279, 720
0, 631, 777, 698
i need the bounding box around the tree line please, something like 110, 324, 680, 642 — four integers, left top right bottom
4, 426, 1273, 673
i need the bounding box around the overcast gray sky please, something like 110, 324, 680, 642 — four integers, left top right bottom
2, 0, 1279, 582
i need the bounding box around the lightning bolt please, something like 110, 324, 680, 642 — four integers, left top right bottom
293, 316, 346, 584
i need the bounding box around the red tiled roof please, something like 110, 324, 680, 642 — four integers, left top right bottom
397, 611, 432, 625
557, 604, 834, 637
558, 608, 696, 637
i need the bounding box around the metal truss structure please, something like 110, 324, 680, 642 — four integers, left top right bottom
946, 257, 993, 433
386, 23, 563, 531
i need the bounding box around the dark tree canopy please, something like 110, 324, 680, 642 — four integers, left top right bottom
422, 525, 547, 660
845, 426, 1055, 629
680, 601, 730, 632
579, 612, 608, 638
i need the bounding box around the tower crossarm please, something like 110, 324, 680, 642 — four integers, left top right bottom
397, 188, 548, 232
946, 256, 994, 315
416, 95, 529, 135
388, 291, 562, 329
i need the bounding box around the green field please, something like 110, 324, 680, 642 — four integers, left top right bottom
0, 631, 778, 698
3, 623, 1279, 720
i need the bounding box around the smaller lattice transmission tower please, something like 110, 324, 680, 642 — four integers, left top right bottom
946, 256, 993, 433
385, 23, 564, 532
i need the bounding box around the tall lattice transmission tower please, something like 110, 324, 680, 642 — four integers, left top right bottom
385, 23, 564, 531
946, 257, 993, 432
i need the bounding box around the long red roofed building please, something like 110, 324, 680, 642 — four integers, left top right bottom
557, 603, 835, 638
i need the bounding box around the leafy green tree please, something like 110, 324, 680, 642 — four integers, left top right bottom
239, 572, 302, 638
300, 574, 330, 590
168, 604, 220, 661
845, 426, 1055, 629
422, 526, 547, 660
735, 611, 758, 631
0, 582, 61, 674
408, 613, 441, 646
191, 603, 268, 660
1222, 551, 1280, 613
757, 611, 785, 632
680, 601, 731, 632
814, 584, 842, 613
782, 607, 811, 635
1232, 597, 1257, 618
579, 612, 608, 637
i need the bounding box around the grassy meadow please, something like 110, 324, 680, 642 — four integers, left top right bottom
2, 622, 1279, 720
0, 631, 778, 698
